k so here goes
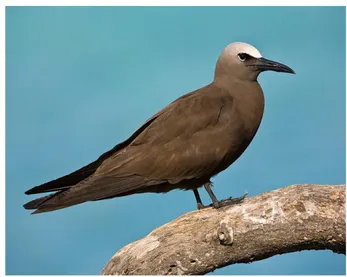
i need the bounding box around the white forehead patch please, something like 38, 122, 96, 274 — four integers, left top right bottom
222, 42, 262, 58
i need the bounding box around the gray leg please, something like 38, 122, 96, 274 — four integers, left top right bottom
193, 189, 205, 210
204, 182, 220, 208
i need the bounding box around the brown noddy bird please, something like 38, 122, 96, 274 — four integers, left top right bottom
24, 42, 294, 214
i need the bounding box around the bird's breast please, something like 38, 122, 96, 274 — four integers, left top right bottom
234, 83, 264, 134
211, 83, 265, 175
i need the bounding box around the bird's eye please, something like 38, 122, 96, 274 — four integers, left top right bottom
238, 53, 247, 62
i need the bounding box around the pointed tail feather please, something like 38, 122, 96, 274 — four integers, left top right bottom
24, 190, 81, 214
23, 190, 67, 210
24, 175, 164, 214
31, 205, 70, 214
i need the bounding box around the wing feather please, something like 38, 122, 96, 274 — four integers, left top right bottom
25, 83, 238, 213
95, 84, 234, 183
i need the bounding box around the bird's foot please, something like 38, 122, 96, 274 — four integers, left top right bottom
197, 200, 221, 210
202, 192, 248, 209
212, 200, 221, 209
197, 189, 248, 210
196, 202, 220, 210
218, 192, 248, 207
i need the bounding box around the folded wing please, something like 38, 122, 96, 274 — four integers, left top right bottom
25, 84, 235, 213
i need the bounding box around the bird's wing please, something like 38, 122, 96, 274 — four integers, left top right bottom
94, 84, 234, 182
26, 84, 237, 212
25, 87, 201, 196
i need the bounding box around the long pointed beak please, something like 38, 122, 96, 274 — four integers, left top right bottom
255, 57, 295, 74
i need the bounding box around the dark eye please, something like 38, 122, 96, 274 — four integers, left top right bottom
238, 53, 247, 62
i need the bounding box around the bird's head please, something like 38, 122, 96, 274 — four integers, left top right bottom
214, 42, 295, 83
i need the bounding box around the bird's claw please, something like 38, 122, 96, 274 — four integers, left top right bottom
196, 192, 248, 210
219, 192, 248, 207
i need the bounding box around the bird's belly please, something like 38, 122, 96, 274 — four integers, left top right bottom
210, 115, 261, 177
213, 139, 252, 176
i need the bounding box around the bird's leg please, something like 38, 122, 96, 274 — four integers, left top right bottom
193, 189, 205, 210
204, 182, 221, 208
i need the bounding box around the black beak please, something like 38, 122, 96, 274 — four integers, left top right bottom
254, 57, 295, 74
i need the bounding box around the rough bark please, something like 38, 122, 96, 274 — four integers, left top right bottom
102, 184, 346, 275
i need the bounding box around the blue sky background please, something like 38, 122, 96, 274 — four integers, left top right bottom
6, 6, 346, 275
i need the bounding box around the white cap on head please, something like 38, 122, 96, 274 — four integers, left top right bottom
222, 42, 262, 58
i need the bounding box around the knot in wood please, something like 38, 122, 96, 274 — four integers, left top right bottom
217, 219, 234, 245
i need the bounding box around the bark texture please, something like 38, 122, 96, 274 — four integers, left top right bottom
102, 184, 345, 275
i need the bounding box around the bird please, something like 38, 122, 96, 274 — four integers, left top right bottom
24, 42, 294, 214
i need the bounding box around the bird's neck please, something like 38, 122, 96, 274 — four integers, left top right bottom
213, 73, 262, 97
213, 72, 259, 89
213, 78, 265, 133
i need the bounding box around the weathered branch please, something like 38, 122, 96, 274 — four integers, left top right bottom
102, 184, 345, 275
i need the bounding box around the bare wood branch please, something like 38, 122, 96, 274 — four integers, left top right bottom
102, 184, 346, 275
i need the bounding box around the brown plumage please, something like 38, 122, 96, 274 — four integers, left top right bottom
24, 42, 294, 214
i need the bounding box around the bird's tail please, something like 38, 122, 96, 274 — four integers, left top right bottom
24, 175, 164, 214
23, 190, 70, 214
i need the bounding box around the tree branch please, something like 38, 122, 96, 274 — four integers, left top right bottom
102, 184, 345, 275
